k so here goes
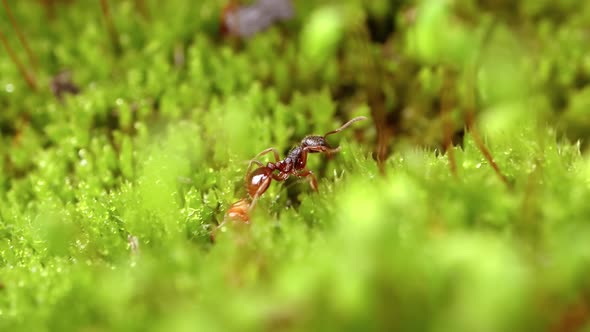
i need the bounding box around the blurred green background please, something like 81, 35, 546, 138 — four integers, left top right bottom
1, 0, 590, 331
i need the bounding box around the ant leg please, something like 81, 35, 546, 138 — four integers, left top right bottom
246, 148, 281, 174
255, 147, 281, 161
249, 174, 275, 211
272, 172, 290, 182
249, 185, 265, 212
246, 159, 265, 174
249, 172, 289, 211
297, 169, 318, 192
302, 145, 341, 156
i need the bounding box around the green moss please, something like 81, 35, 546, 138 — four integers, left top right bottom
1, 0, 590, 331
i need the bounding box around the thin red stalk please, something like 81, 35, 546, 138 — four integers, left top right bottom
443, 116, 457, 177
464, 18, 507, 185
0, 29, 37, 91
352, 22, 389, 175
100, 0, 121, 54
134, 0, 150, 19
2, 0, 38, 70
440, 72, 457, 178
466, 110, 508, 185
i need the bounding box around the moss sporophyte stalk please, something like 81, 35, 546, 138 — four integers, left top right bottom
1, 0, 590, 331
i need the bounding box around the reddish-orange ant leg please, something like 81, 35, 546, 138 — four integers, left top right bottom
250, 171, 287, 211
249, 179, 269, 211
255, 147, 281, 161
296, 169, 318, 191
246, 159, 265, 174
244, 148, 281, 210
293, 145, 338, 192
246, 147, 281, 174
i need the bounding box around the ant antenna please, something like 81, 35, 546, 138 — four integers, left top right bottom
324, 116, 368, 138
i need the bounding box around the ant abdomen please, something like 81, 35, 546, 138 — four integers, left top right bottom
247, 167, 273, 198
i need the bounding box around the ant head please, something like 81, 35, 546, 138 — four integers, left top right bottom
300, 135, 331, 153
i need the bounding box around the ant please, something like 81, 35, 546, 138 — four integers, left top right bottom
221, 116, 367, 226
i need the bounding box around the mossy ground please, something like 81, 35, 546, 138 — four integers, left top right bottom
1, 0, 590, 331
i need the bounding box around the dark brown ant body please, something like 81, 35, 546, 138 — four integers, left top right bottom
222, 116, 367, 226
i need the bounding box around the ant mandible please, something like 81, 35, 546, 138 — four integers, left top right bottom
224, 116, 367, 224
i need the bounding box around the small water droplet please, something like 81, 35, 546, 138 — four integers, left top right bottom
5, 83, 14, 93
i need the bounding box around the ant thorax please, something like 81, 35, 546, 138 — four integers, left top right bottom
287, 146, 301, 160
286, 146, 305, 170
